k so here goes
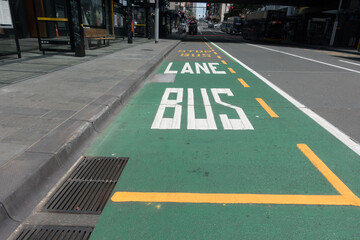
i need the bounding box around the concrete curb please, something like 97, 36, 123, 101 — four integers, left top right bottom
0, 40, 180, 238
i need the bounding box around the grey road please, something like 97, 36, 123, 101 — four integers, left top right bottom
189, 23, 360, 145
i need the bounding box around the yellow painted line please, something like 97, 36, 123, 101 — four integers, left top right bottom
135, 24, 146, 26
256, 98, 279, 118
228, 68, 236, 74
221, 60, 227, 65
217, 55, 222, 59
111, 144, 360, 207
37, 17, 68, 22
112, 192, 354, 206
238, 78, 250, 88
298, 144, 360, 205
214, 52, 218, 55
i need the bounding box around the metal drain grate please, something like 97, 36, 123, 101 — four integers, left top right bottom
69, 156, 128, 181
16, 225, 93, 240
44, 156, 128, 214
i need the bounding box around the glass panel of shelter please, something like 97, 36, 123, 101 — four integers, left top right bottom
33, 0, 74, 52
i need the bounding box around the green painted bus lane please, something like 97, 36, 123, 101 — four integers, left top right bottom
88, 42, 360, 239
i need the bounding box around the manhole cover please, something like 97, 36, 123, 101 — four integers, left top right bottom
44, 156, 128, 214
16, 225, 93, 240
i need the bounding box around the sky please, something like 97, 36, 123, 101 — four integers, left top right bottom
196, 3, 207, 19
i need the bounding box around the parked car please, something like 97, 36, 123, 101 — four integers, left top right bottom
188, 20, 197, 35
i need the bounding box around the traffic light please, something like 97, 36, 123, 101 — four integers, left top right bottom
206, 3, 209, 10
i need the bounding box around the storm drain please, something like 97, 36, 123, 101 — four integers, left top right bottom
16, 225, 93, 240
44, 156, 128, 214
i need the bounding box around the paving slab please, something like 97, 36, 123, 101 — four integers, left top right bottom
0, 71, 42, 83
0, 143, 28, 166
1, 128, 50, 145
0, 62, 60, 72
0, 126, 20, 141
40, 110, 77, 120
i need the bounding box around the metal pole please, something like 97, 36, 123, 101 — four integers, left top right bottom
69, 0, 85, 57
155, 0, 159, 43
10, 0, 21, 58
127, 0, 133, 43
32, 0, 43, 53
146, 6, 151, 39
330, 0, 343, 46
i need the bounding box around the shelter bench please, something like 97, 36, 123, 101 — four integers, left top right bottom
84, 28, 112, 49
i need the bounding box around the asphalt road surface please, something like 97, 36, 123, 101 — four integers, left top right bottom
193, 22, 360, 145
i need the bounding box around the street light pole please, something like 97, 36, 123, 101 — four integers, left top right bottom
155, 0, 159, 43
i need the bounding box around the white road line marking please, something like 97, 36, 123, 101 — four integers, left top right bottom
247, 44, 360, 74
259, 71, 353, 73
151, 88, 183, 129
339, 59, 360, 67
211, 41, 360, 156
211, 88, 254, 130
187, 88, 217, 130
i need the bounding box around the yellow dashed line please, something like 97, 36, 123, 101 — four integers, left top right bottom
221, 60, 227, 65
214, 52, 218, 55
256, 98, 279, 118
238, 78, 250, 88
228, 68, 236, 74
217, 55, 222, 59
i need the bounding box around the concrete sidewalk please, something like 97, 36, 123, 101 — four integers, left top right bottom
0, 38, 180, 239
0, 38, 152, 87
